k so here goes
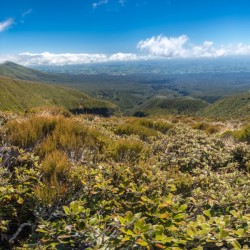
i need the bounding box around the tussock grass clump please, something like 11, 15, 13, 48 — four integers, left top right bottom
35, 180, 68, 206
38, 118, 107, 161
5, 115, 108, 161
115, 123, 157, 141
41, 150, 71, 182
107, 138, 146, 163
233, 124, 250, 143
25, 106, 72, 118
139, 118, 172, 133
192, 121, 221, 134
114, 118, 172, 143
6, 116, 57, 148
35, 151, 72, 205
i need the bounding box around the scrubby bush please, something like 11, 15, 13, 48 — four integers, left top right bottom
159, 125, 233, 172
115, 122, 157, 141
107, 138, 146, 163
233, 124, 250, 143
0, 146, 40, 248
139, 118, 172, 133
192, 121, 221, 134
1, 112, 250, 249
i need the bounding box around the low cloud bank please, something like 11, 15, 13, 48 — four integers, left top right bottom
0, 52, 141, 66
2, 35, 250, 66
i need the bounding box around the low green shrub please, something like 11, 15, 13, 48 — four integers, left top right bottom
107, 138, 146, 163
139, 118, 172, 133
233, 124, 250, 143
115, 122, 157, 141
192, 122, 220, 134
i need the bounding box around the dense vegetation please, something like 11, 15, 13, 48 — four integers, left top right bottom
129, 95, 208, 117
0, 107, 250, 249
201, 93, 250, 118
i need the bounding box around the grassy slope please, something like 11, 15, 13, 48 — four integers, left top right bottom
0, 76, 117, 112
201, 92, 250, 117
0, 62, 60, 82
129, 95, 209, 116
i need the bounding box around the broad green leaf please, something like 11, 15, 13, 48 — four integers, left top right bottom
63, 206, 70, 215
155, 235, 174, 243
174, 213, 185, 220
231, 240, 241, 250
153, 225, 164, 235
124, 211, 133, 222
203, 209, 211, 218
17, 197, 24, 204
178, 204, 187, 212
136, 239, 149, 247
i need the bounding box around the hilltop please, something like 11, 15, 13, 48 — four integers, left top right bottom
0, 61, 61, 82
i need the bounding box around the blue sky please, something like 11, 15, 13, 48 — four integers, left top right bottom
1, 0, 250, 65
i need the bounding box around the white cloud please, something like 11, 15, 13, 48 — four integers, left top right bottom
137, 35, 188, 57
137, 35, 250, 58
0, 18, 14, 32
234, 43, 250, 55
93, 0, 109, 9
109, 53, 137, 61
0, 52, 141, 66
2, 35, 250, 66
17, 52, 109, 65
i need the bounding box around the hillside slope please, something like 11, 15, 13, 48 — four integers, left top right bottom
0, 76, 117, 115
129, 95, 209, 116
201, 92, 250, 117
0, 61, 61, 82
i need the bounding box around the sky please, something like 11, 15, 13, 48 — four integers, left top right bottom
1, 0, 250, 65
